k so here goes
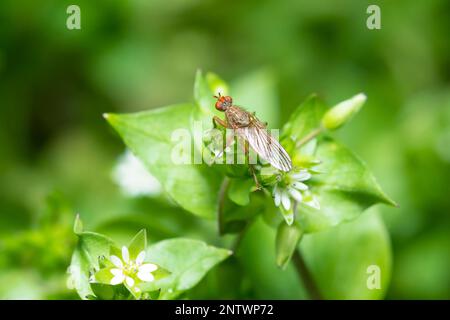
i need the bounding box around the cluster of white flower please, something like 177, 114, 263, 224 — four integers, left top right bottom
108, 246, 158, 292
271, 169, 320, 211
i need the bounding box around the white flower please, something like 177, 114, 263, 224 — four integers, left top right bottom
112, 150, 162, 197
109, 246, 158, 289
272, 169, 320, 211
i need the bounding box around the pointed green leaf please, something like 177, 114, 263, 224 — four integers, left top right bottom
296, 137, 396, 233
206, 72, 230, 97
128, 229, 147, 260
194, 70, 219, 115
69, 230, 115, 299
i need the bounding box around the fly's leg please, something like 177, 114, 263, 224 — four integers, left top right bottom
249, 164, 261, 190
238, 138, 262, 190
212, 116, 234, 161
213, 116, 228, 129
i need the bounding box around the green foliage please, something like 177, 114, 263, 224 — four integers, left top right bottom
227, 178, 254, 206
105, 71, 395, 275
140, 239, 232, 299
301, 209, 391, 299
69, 227, 115, 299
295, 136, 396, 233
1, 0, 448, 301
69, 217, 230, 300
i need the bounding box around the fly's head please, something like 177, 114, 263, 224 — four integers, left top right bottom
214, 93, 232, 112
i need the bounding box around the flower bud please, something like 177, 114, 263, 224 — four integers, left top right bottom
322, 93, 367, 130
276, 222, 303, 268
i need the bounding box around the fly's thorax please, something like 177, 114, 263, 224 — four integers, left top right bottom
225, 105, 251, 128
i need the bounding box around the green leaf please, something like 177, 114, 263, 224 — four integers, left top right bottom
282, 94, 327, 145
193, 70, 226, 131
275, 222, 303, 269
128, 229, 147, 260
219, 186, 268, 235
93, 267, 114, 285
206, 72, 230, 97
69, 231, 115, 299
296, 137, 396, 233
105, 104, 223, 219
145, 289, 161, 300
140, 238, 231, 299
90, 283, 133, 300
227, 178, 253, 206
68, 247, 93, 299
300, 209, 392, 299
194, 70, 222, 115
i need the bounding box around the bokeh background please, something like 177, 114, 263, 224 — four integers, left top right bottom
0, 0, 449, 299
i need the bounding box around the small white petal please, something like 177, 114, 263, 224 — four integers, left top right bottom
292, 171, 311, 181
281, 191, 291, 211
288, 188, 303, 202
139, 263, 158, 273
110, 255, 123, 268
292, 182, 308, 191
110, 274, 125, 285
125, 276, 135, 287
110, 268, 123, 277
122, 246, 130, 263
136, 251, 146, 265
137, 271, 155, 282
273, 187, 281, 207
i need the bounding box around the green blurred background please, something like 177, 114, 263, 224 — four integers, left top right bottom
0, 0, 449, 299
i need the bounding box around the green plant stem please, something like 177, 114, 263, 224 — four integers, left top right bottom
295, 127, 323, 148
292, 248, 323, 300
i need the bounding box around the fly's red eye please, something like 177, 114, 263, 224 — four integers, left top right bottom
214, 94, 231, 111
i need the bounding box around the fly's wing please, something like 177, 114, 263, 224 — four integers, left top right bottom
236, 118, 292, 172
